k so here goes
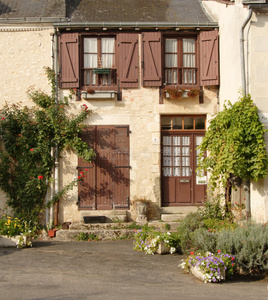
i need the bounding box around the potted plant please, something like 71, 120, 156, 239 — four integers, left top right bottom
187, 89, 199, 98
47, 221, 58, 238
131, 197, 150, 222
165, 88, 185, 99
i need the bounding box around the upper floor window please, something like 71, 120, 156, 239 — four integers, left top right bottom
59, 30, 218, 91
165, 38, 197, 86
83, 37, 116, 87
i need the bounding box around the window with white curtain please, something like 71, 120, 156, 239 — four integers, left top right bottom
164, 37, 197, 85
83, 37, 116, 86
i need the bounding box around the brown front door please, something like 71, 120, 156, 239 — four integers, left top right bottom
161, 116, 207, 206
78, 125, 130, 210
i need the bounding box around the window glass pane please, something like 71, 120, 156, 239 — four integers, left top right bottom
101, 38, 115, 68
84, 54, 98, 68
184, 117, 194, 129
173, 117, 182, 129
183, 39, 195, 53
195, 117, 205, 129
161, 117, 172, 130
165, 54, 177, 68
163, 136, 171, 145
165, 39, 177, 53
84, 38, 98, 68
84, 38, 97, 53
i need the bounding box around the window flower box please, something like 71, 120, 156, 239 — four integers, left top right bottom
81, 91, 115, 99
93, 68, 111, 74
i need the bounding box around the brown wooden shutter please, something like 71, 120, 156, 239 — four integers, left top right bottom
200, 30, 219, 86
78, 126, 96, 210
59, 32, 80, 89
112, 126, 130, 208
142, 32, 162, 87
117, 33, 139, 88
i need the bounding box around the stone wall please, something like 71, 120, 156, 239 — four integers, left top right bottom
0, 25, 219, 223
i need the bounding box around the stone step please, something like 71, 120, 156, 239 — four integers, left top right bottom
161, 214, 186, 222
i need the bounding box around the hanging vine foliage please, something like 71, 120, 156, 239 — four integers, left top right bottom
197, 94, 268, 190
0, 68, 94, 221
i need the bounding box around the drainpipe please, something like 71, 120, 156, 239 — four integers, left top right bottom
240, 8, 252, 95
240, 8, 252, 222
53, 27, 60, 226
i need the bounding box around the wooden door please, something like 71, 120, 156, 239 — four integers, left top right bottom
78, 125, 130, 210
162, 133, 206, 206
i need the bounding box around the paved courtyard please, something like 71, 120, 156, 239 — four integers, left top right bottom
0, 239, 268, 300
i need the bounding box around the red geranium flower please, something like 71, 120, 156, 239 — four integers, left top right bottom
190, 251, 194, 255
30, 148, 34, 151
217, 250, 221, 253
1, 117, 4, 120
38, 175, 43, 180
231, 257, 235, 261
78, 176, 81, 179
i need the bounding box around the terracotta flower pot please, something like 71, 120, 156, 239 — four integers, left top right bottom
48, 229, 57, 237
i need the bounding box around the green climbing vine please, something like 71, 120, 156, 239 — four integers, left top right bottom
0, 67, 94, 221
197, 94, 268, 191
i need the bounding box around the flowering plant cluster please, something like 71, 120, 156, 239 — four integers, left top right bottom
179, 250, 236, 283
232, 202, 246, 210
133, 225, 180, 255
0, 67, 94, 222
0, 214, 35, 248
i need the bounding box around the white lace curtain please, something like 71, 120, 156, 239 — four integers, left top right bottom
84, 38, 115, 68
165, 38, 195, 84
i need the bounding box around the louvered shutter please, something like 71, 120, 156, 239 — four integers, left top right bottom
200, 30, 219, 86
59, 32, 80, 89
142, 32, 162, 87
117, 33, 139, 88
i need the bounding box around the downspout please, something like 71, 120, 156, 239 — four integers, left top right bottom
53, 27, 60, 226
240, 7, 252, 222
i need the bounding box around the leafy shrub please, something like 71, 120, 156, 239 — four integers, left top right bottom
177, 212, 204, 253
0, 68, 94, 222
216, 224, 268, 274
191, 229, 218, 253
203, 218, 237, 232
190, 223, 268, 275
199, 196, 227, 220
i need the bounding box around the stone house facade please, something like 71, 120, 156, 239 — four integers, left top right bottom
0, 0, 220, 225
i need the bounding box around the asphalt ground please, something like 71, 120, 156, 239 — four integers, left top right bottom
0, 239, 268, 300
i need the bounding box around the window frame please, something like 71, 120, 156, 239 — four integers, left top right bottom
161, 115, 206, 132
81, 33, 117, 91
163, 34, 200, 89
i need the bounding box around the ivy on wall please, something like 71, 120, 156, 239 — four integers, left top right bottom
197, 94, 268, 191
0, 68, 94, 221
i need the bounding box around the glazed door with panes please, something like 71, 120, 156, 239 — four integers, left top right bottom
161, 116, 206, 206
78, 126, 130, 210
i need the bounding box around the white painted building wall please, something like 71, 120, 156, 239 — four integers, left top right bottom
203, 0, 268, 222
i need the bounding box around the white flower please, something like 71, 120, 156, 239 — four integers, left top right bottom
170, 247, 176, 254
167, 232, 171, 235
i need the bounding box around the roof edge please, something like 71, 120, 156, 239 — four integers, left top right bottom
53, 21, 218, 30
0, 17, 68, 24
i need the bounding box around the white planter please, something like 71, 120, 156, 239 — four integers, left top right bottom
0, 235, 32, 248
156, 241, 170, 255
190, 266, 226, 283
